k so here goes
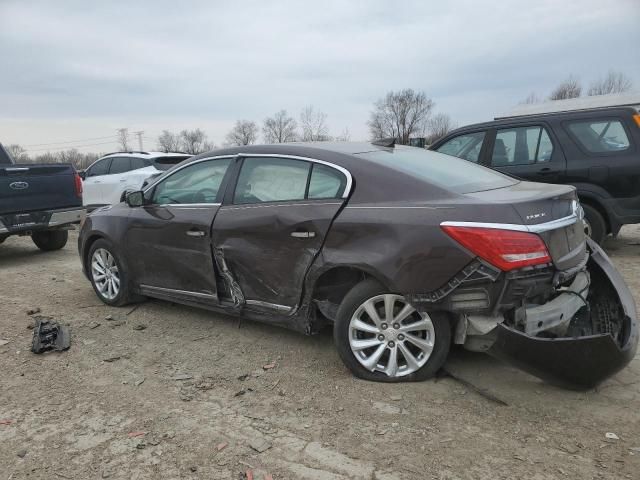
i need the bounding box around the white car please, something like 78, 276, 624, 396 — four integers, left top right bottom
81, 152, 190, 209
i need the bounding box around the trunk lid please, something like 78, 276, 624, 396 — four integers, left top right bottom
466, 181, 586, 272
0, 163, 82, 215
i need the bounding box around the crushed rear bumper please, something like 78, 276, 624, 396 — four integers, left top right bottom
488, 239, 638, 389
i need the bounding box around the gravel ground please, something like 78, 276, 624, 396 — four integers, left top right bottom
1, 226, 639, 480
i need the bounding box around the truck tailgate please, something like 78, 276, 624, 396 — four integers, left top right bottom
0, 164, 82, 215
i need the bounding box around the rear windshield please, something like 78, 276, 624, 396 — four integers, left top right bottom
358, 147, 518, 193
152, 156, 191, 171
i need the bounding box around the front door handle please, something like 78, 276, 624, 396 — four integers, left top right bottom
186, 230, 205, 237
291, 231, 316, 238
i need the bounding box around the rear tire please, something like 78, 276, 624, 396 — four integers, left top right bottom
582, 204, 606, 245
32, 230, 68, 251
334, 278, 451, 382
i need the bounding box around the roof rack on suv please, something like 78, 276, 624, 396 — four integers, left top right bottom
102, 151, 150, 156
496, 93, 640, 120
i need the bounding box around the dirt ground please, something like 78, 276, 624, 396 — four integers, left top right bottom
1, 227, 639, 480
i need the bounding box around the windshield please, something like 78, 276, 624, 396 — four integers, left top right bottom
358, 146, 518, 193
153, 156, 191, 171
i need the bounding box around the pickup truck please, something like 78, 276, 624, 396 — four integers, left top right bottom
0, 143, 85, 250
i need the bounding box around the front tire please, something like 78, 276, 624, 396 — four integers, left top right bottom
32, 230, 68, 251
88, 239, 135, 306
334, 279, 451, 382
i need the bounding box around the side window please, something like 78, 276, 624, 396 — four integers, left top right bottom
566, 119, 630, 154
87, 158, 111, 177
492, 126, 553, 166
152, 158, 232, 204
436, 132, 485, 163
308, 164, 346, 199
234, 157, 310, 204
109, 157, 131, 174
130, 157, 147, 170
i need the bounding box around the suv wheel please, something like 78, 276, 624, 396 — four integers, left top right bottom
88, 239, 138, 306
31, 230, 68, 251
582, 204, 606, 245
334, 279, 450, 382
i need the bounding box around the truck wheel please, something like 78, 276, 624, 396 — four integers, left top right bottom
333, 278, 450, 382
87, 239, 138, 306
32, 230, 68, 251
582, 204, 606, 245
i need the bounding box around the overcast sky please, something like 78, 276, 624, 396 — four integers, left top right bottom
1, 0, 639, 154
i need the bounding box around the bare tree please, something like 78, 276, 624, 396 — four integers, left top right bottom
225, 120, 258, 146
549, 76, 582, 100
588, 70, 633, 96
6, 144, 28, 162
179, 129, 214, 154
335, 127, 351, 142
521, 92, 540, 104
262, 110, 298, 143
300, 106, 330, 142
116, 128, 130, 151
425, 113, 456, 145
157, 130, 182, 153
368, 89, 434, 144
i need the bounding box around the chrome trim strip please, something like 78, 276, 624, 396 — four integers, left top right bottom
158, 203, 222, 208
140, 284, 216, 300
245, 299, 292, 312
5, 167, 30, 172
347, 206, 454, 210
221, 202, 342, 211
237, 153, 353, 199
441, 212, 579, 234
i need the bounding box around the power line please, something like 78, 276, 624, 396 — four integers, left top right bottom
23, 135, 116, 148
25, 141, 116, 153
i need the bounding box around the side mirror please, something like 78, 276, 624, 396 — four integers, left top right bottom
126, 191, 144, 207
78, 170, 87, 180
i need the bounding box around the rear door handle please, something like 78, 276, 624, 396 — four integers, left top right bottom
291, 231, 316, 238
186, 230, 205, 237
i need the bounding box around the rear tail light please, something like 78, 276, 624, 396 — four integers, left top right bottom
74, 172, 83, 198
633, 114, 640, 129
441, 225, 551, 271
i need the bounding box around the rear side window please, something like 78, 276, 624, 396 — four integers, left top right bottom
492, 126, 553, 166
87, 158, 111, 177
359, 147, 518, 194
109, 157, 131, 174
566, 119, 631, 154
308, 164, 346, 199
234, 157, 311, 204
436, 132, 485, 163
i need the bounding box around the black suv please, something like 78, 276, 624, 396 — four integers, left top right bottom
430, 96, 640, 244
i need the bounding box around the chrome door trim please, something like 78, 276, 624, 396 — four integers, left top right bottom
140, 284, 216, 300
236, 153, 353, 199
221, 201, 342, 211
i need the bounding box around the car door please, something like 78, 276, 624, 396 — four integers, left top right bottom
124, 156, 234, 304
487, 124, 566, 183
211, 155, 350, 312
100, 157, 132, 204
82, 157, 112, 206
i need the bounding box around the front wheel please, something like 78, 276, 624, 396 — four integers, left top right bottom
334, 279, 451, 382
88, 239, 137, 306
32, 230, 68, 251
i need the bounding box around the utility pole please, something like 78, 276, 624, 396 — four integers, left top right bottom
116, 128, 129, 151
133, 131, 144, 151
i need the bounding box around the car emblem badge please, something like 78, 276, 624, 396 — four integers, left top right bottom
9, 181, 29, 190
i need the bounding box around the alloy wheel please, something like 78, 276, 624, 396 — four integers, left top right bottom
91, 248, 120, 300
348, 294, 435, 377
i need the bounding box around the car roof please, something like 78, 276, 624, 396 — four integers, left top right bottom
101, 151, 190, 159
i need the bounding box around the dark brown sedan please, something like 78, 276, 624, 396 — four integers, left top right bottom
78, 142, 638, 388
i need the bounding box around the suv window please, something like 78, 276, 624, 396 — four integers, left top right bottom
87, 158, 111, 177
308, 164, 346, 199
153, 155, 191, 171
234, 157, 311, 204
153, 158, 232, 204
109, 157, 131, 174
492, 126, 553, 166
566, 119, 630, 154
131, 157, 148, 170
436, 132, 485, 163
